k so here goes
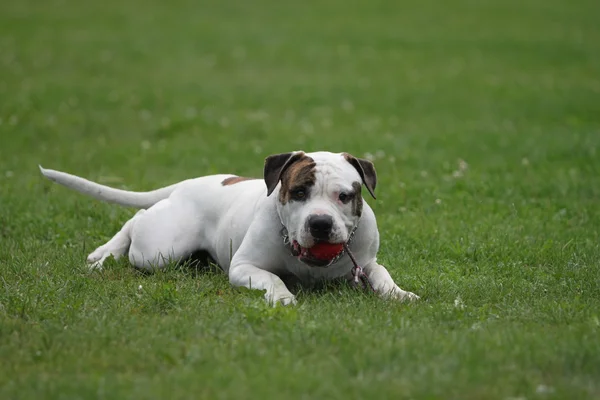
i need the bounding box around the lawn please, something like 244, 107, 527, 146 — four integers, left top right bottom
1, 0, 599, 398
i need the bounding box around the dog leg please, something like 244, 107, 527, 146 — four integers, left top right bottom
362, 261, 419, 301
229, 264, 296, 306
86, 210, 146, 270
126, 198, 205, 271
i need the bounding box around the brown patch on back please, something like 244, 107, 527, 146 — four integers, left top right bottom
278, 155, 316, 204
221, 176, 256, 186
352, 181, 363, 217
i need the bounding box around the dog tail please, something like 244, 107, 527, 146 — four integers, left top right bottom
39, 166, 181, 209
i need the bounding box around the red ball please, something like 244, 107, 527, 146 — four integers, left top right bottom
308, 242, 344, 260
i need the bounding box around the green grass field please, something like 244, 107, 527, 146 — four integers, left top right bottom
1, 0, 600, 398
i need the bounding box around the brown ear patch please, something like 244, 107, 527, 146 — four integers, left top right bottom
264, 152, 306, 196
351, 181, 363, 217
278, 155, 316, 204
221, 176, 256, 186
342, 153, 377, 199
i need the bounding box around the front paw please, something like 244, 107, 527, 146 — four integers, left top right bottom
265, 289, 297, 306
387, 286, 420, 302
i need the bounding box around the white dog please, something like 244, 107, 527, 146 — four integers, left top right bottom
40, 151, 419, 305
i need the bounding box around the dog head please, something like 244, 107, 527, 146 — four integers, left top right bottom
264, 151, 376, 266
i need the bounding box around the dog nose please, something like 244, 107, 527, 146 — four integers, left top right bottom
308, 214, 333, 240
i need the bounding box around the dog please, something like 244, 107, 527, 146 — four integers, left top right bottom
40, 151, 419, 305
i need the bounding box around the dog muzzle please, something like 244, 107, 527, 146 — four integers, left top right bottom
280, 225, 358, 268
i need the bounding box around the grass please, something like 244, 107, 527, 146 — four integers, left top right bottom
1, 0, 600, 398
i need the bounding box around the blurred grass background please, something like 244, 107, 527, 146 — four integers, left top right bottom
1, 0, 599, 398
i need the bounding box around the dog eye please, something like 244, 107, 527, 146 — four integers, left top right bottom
290, 188, 306, 201
338, 192, 352, 203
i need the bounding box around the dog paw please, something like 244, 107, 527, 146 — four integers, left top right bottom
87, 261, 104, 271
387, 286, 420, 302
401, 291, 420, 302
265, 290, 297, 306
86, 251, 108, 271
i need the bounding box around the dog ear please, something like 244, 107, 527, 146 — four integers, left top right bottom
342, 153, 377, 199
264, 151, 306, 196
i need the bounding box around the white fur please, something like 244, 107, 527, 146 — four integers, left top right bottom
40, 151, 419, 305
278, 152, 359, 249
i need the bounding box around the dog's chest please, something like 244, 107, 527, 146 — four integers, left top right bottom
284, 256, 351, 284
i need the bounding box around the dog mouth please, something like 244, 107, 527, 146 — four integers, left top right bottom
292, 240, 345, 267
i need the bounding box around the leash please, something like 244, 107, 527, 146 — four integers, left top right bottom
343, 243, 375, 292
280, 224, 375, 293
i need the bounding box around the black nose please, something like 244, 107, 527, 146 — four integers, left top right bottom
308, 214, 333, 240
